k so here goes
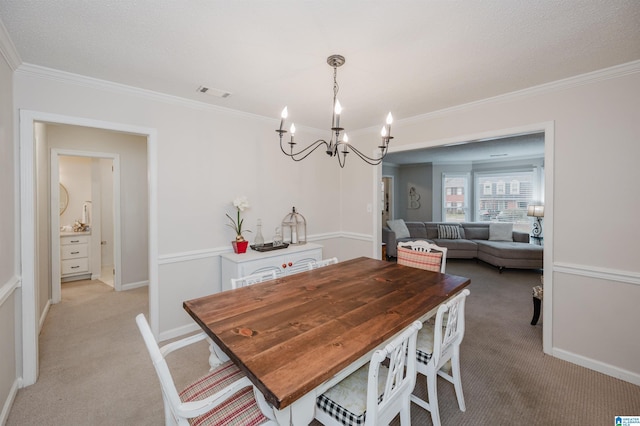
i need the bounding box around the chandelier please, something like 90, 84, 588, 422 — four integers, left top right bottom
276, 54, 393, 168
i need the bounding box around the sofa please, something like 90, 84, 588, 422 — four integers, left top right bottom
383, 220, 543, 271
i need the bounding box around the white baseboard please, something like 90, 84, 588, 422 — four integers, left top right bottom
552, 347, 640, 386
0, 378, 19, 426
121, 280, 149, 291
39, 299, 51, 333
159, 322, 202, 342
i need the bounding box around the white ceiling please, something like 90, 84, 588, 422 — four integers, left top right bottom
1, 0, 639, 134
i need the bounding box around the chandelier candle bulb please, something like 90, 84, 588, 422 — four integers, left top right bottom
334, 100, 342, 128
290, 123, 296, 143
280, 107, 288, 130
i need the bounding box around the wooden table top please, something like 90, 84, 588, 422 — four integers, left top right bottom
183, 256, 470, 410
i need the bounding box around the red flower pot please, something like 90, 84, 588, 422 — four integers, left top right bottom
232, 240, 249, 254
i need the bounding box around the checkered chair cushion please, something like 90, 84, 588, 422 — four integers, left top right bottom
397, 246, 443, 273
316, 363, 387, 426
179, 360, 269, 426
416, 318, 452, 374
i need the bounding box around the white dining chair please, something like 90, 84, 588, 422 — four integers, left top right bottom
135, 314, 277, 426
231, 269, 277, 289
397, 240, 448, 273
285, 260, 315, 275
308, 257, 339, 270
411, 289, 470, 426
315, 320, 423, 426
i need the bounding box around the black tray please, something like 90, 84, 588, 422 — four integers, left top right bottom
250, 242, 289, 252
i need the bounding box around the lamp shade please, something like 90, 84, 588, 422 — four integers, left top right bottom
527, 205, 545, 218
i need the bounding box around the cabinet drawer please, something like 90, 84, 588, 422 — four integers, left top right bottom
61, 235, 89, 245
62, 258, 89, 275
61, 244, 88, 259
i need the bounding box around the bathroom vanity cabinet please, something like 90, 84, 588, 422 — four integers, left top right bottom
60, 232, 92, 281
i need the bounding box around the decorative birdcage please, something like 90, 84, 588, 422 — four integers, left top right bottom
281, 206, 307, 245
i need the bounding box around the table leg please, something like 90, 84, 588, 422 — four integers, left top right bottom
206, 337, 230, 370
274, 391, 316, 425
531, 297, 541, 325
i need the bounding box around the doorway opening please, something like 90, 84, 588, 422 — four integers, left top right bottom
373, 121, 554, 354
20, 110, 158, 386
51, 150, 122, 303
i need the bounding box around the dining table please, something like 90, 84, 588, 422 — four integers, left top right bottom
183, 256, 470, 425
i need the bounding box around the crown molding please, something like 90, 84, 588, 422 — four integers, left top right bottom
14, 58, 640, 133
0, 19, 21, 70
15, 62, 274, 122
374, 60, 640, 130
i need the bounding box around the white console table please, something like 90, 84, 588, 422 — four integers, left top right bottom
220, 243, 322, 292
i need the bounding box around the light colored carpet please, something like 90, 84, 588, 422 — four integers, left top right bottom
7, 260, 640, 425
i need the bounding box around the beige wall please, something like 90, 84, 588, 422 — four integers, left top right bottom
13, 67, 346, 338
0, 42, 18, 423
48, 125, 149, 286
345, 65, 640, 382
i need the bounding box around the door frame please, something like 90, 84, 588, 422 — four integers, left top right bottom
51, 150, 122, 302
19, 110, 158, 386
373, 121, 554, 354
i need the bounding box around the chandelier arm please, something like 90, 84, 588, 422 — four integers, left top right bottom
280, 138, 331, 161
336, 142, 388, 165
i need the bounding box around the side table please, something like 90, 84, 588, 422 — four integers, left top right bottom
531, 276, 544, 325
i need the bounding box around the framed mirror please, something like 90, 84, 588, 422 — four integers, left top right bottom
59, 184, 69, 215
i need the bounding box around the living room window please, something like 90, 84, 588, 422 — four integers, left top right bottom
443, 173, 470, 222
475, 170, 537, 232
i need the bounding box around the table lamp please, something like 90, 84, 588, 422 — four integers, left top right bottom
527, 204, 545, 237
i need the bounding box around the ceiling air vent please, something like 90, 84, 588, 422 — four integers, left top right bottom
197, 86, 231, 98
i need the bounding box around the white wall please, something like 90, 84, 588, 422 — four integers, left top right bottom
345, 63, 640, 383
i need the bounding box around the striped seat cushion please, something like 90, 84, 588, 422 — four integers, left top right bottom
416, 319, 451, 373
179, 360, 268, 426
316, 363, 387, 426
397, 246, 443, 272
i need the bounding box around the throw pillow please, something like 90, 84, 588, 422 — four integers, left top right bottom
387, 219, 411, 239
489, 222, 514, 241
437, 224, 461, 239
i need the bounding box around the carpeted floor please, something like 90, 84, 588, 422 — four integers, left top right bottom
7, 259, 640, 425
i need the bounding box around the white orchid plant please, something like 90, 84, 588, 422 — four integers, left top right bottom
226, 196, 251, 241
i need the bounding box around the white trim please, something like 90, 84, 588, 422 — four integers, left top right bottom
0, 378, 19, 426
0, 275, 20, 306
157, 232, 348, 265
158, 247, 229, 265
15, 63, 278, 124
554, 262, 640, 286
552, 348, 640, 387
121, 280, 149, 291
38, 300, 51, 333
394, 60, 640, 129
159, 322, 202, 343
19, 109, 158, 385
0, 19, 21, 70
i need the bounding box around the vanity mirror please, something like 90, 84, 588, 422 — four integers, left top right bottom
59, 183, 69, 215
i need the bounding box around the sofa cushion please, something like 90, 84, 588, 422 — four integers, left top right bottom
476, 240, 543, 260
437, 224, 462, 239
387, 219, 410, 239
463, 224, 489, 240
489, 223, 513, 241
432, 238, 478, 252
405, 222, 428, 238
